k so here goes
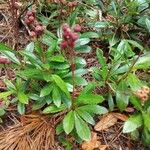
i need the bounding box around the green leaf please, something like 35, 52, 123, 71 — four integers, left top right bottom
75, 45, 92, 53
75, 38, 90, 46
64, 69, 88, 78
17, 102, 25, 115
76, 109, 95, 125
81, 32, 99, 38
108, 94, 114, 111
52, 75, 70, 99
142, 112, 150, 131
96, 48, 108, 79
0, 91, 13, 99
134, 53, 150, 69
2, 51, 20, 65
81, 83, 96, 94
74, 112, 91, 141
126, 40, 144, 51
67, 7, 79, 26
75, 57, 86, 68
142, 128, 150, 147
63, 111, 75, 134
52, 86, 61, 107
0, 43, 13, 51
0, 108, 5, 116
145, 18, 150, 33
17, 92, 28, 104
130, 96, 142, 111
21, 51, 42, 66
127, 73, 143, 91
93, 21, 108, 28
32, 99, 46, 110
49, 55, 65, 62
76, 94, 104, 105
43, 104, 66, 114
40, 84, 53, 97
4, 79, 16, 91
77, 105, 108, 115
116, 92, 129, 111
25, 42, 34, 52
123, 114, 143, 133
56, 123, 63, 135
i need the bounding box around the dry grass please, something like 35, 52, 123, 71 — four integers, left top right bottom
0, 114, 57, 150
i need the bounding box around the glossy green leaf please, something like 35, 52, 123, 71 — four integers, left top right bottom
63, 111, 75, 134
0, 108, 5, 116
142, 112, 150, 131
43, 104, 66, 114
77, 105, 108, 115
76, 94, 104, 105
76, 109, 95, 125
40, 84, 53, 97
52, 75, 70, 99
0, 91, 13, 99
81, 32, 99, 38
17, 102, 25, 115
50, 55, 65, 62
75, 45, 92, 53
123, 114, 142, 133
18, 92, 28, 104
145, 18, 150, 32
52, 86, 61, 107
74, 112, 91, 141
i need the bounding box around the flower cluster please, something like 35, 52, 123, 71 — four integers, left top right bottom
25, 10, 44, 38
68, 1, 78, 7
0, 56, 11, 64
135, 86, 150, 104
60, 24, 81, 49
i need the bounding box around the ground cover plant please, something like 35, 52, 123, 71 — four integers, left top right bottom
0, 0, 150, 149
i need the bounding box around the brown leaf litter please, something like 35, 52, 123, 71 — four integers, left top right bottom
94, 112, 128, 131
0, 114, 58, 150
81, 132, 107, 150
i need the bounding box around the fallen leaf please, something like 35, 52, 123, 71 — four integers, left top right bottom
99, 145, 108, 150
112, 113, 128, 121
94, 113, 117, 131
81, 132, 101, 150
